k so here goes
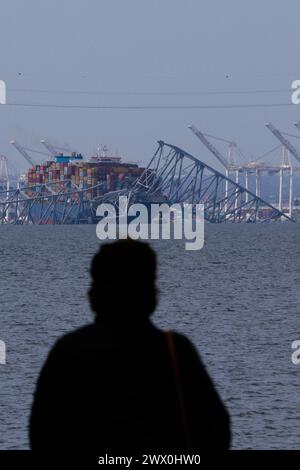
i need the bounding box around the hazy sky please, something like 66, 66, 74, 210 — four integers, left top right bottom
1, 0, 300, 172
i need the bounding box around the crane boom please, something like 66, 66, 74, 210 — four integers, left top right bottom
40, 140, 58, 157
10, 140, 36, 166
188, 124, 229, 169
265, 123, 300, 164
40, 140, 79, 156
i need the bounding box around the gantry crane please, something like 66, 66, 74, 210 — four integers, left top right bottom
40, 139, 79, 157
10, 140, 36, 167
188, 124, 232, 171
188, 124, 242, 210
265, 123, 300, 164
40, 140, 58, 157
265, 123, 295, 215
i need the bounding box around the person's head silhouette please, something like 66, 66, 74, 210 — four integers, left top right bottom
89, 239, 157, 320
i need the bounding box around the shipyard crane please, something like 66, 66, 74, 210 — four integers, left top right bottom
22, 146, 49, 157
41, 139, 79, 157
188, 124, 241, 211
265, 123, 295, 216
10, 140, 36, 167
40, 139, 57, 157
188, 124, 231, 170
265, 123, 300, 164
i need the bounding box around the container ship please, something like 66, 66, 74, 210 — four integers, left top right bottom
27, 148, 143, 196
23, 146, 145, 223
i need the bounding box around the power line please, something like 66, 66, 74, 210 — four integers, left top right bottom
3, 102, 295, 110
8, 87, 290, 96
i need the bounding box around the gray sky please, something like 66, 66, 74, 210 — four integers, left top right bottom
1, 0, 300, 172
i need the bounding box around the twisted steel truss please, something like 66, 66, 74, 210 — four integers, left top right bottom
119, 141, 293, 223
0, 180, 105, 225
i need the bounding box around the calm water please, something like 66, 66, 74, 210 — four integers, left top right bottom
0, 224, 300, 449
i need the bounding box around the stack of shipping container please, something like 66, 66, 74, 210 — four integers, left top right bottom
26, 158, 144, 199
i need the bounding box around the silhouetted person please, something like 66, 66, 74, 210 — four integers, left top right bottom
29, 239, 230, 451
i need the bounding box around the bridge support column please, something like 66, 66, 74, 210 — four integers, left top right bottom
225, 168, 229, 215
245, 170, 249, 203
255, 169, 260, 198
235, 169, 239, 211
289, 166, 293, 218
279, 167, 283, 212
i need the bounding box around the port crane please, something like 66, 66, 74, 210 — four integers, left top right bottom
265, 123, 296, 215
10, 140, 36, 167
40, 140, 58, 157
188, 124, 241, 210
265, 123, 300, 164
40, 139, 79, 157
188, 124, 233, 171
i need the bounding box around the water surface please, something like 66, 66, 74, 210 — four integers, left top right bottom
0, 223, 299, 449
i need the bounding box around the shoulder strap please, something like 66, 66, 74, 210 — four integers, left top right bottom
165, 331, 192, 449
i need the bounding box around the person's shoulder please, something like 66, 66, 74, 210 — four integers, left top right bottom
168, 330, 208, 372
168, 330, 197, 353
52, 323, 97, 352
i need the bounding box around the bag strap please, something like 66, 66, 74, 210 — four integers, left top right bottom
165, 331, 192, 449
